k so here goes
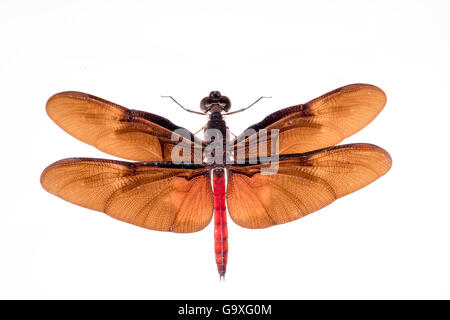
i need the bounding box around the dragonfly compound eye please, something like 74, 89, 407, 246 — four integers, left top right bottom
209, 91, 221, 99
219, 96, 231, 112
200, 97, 212, 112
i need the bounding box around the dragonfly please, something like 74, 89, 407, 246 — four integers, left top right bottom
40, 84, 392, 280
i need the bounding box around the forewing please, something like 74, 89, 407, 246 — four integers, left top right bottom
41, 158, 213, 233
46, 91, 204, 162
227, 144, 392, 229
232, 84, 387, 159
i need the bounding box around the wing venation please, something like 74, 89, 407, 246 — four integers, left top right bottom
40, 158, 213, 233
233, 84, 387, 158
46, 92, 204, 161
227, 144, 392, 229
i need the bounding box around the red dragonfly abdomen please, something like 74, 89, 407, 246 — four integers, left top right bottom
212, 169, 228, 280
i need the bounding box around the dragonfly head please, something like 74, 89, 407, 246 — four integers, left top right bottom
200, 91, 231, 113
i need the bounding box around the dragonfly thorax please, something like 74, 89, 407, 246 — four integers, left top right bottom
203, 110, 231, 166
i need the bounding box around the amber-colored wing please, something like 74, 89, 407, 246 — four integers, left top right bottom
232, 84, 387, 159
227, 143, 391, 229
40, 159, 213, 233
46, 92, 204, 162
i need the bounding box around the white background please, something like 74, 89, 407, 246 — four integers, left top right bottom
1, 0, 449, 299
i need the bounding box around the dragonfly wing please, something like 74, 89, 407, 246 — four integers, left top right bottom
41, 158, 213, 233
232, 84, 386, 159
46, 92, 204, 162
227, 144, 391, 229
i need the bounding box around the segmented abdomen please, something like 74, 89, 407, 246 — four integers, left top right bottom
213, 169, 228, 279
